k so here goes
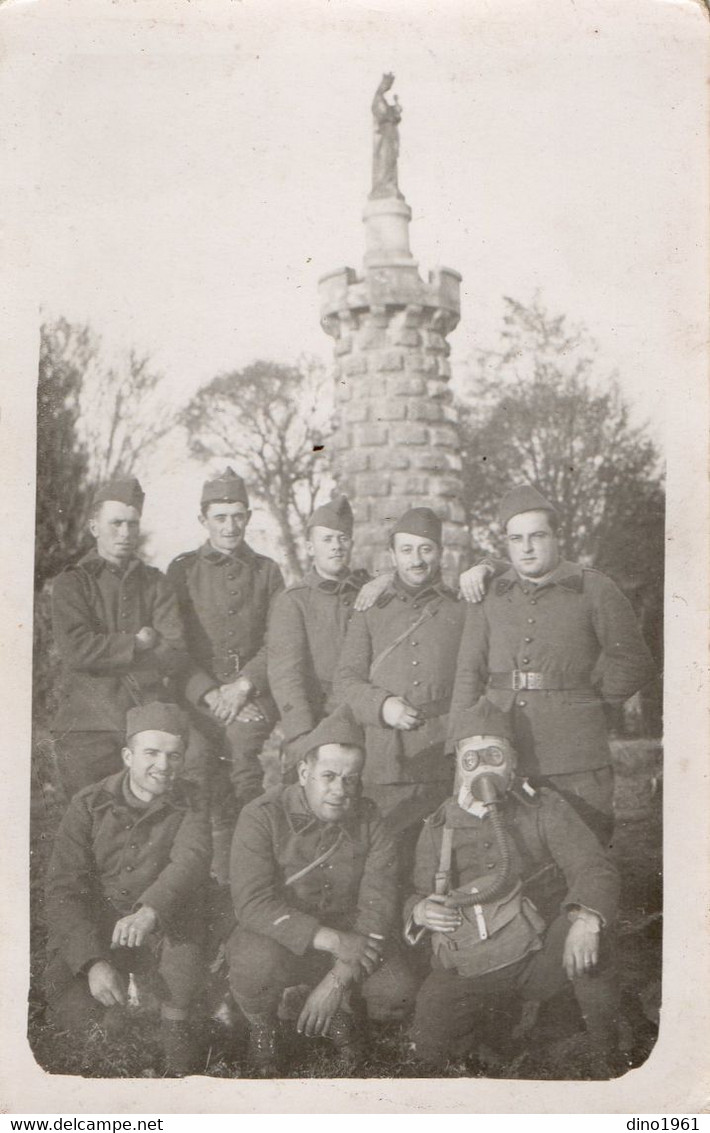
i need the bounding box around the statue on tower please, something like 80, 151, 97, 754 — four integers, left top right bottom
370, 73, 404, 200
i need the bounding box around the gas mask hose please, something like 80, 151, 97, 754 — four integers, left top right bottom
444, 799, 514, 908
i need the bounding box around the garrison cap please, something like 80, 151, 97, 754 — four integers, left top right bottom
201, 466, 249, 508
449, 697, 516, 745
295, 704, 365, 762
93, 477, 145, 514
390, 506, 442, 546
498, 485, 558, 529
126, 701, 189, 742
307, 495, 354, 536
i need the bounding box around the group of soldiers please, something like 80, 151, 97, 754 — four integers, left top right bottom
42, 468, 656, 1077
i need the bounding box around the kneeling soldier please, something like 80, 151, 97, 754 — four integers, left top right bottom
44, 702, 211, 1076
228, 706, 415, 1076
405, 698, 621, 1074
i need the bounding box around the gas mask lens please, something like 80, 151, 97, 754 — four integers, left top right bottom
460, 744, 505, 772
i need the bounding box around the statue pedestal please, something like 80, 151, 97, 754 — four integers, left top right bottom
363, 197, 416, 268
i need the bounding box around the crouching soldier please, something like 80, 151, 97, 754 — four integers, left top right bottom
44, 702, 211, 1076
405, 698, 622, 1075
227, 706, 416, 1076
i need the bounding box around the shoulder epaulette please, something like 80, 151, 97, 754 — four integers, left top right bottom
375, 587, 396, 608
169, 550, 199, 568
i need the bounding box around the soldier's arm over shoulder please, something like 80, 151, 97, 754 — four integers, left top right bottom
586, 569, 656, 703
447, 601, 490, 742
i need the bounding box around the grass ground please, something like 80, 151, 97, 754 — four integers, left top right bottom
28, 731, 662, 1081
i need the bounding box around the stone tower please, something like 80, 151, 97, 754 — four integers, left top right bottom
318, 74, 467, 579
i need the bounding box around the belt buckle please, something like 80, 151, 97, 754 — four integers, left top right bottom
526, 672, 544, 690
512, 670, 527, 691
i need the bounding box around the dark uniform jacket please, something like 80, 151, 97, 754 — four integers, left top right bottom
268, 567, 370, 742
230, 783, 399, 956
405, 788, 620, 975
334, 575, 466, 786
449, 560, 655, 777
52, 549, 189, 734
166, 541, 284, 707
45, 770, 211, 976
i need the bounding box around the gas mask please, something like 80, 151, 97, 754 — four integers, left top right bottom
454, 734, 517, 814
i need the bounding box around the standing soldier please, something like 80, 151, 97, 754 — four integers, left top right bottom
449, 485, 656, 842
334, 507, 466, 866
51, 478, 190, 799
267, 496, 389, 770
166, 468, 284, 876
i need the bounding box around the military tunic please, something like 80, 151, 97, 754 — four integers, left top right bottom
166, 541, 285, 803
406, 787, 621, 1064
44, 770, 211, 1029
51, 549, 190, 795
449, 560, 655, 778
267, 567, 370, 743
227, 782, 413, 1018
334, 576, 465, 832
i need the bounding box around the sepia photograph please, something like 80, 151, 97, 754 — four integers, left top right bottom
2, 0, 708, 1115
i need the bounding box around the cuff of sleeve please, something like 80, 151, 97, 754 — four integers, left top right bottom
565, 904, 604, 930
268, 911, 321, 956
403, 912, 427, 947
240, 664, 265, 697
65, 935, 111, 977
185, 669, 218, 706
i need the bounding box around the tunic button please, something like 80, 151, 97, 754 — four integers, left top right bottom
413, 603, 420, 609
412, 659, 419, 666
522, 658, 530, 665
483, 841, 492, 849
411, 640, 418, 647
486, 862, 496, 870
413, 680, 421, 687
518, 699, 527, 707
120, 888, 129, 896
530, 599, 537, 606
524, 637, 532, 643
527, 618, 535, 624
125, 865, 134, 872
125, 823, 132, 830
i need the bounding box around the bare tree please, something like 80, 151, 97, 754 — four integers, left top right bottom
180, 358, 333, 580
77, 343, 177, 487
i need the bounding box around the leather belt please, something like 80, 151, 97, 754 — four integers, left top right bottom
488, 671, 592, 692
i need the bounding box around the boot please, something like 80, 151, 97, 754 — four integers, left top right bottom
160, 1018, 199, 1077
245, 1012, 281, 1077
327, 1011, 366, 1072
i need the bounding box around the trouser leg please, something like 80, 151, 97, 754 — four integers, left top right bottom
539, 767, 615, 845
43, 951, 107, 1032
157, 936, 206, 1018
360, 948, 419, 1023
52, 731, 124, 801
409, 963, 519, 1066
223, 698, 276, 806
227, 927, 329, 1017
517, 913, 620, 1052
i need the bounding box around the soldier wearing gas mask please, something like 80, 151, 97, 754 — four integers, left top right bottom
404, 697, 622, 1073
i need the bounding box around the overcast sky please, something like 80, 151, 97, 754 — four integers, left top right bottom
7, 0, 707, 565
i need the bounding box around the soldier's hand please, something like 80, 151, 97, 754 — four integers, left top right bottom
296, 972, 345, 1037
563, 916, 601, 980
87, 960, 127, 1007
134, 626, 158, 652
382, 696, 423, 730
111, 906, 158, 949
412, 894, 463, 933
332, 930, 384, 975
235, 702, 265, 724
458, 562, 495, 604
219, 678, 253, 723
203, 688, 231, 722
354, 571, 393, 612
